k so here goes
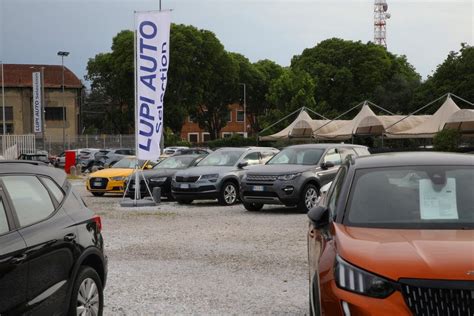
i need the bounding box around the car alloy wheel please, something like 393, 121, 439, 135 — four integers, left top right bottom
76, 278, 100, 316
224, 183, 237, 204
305, 187, 319, 210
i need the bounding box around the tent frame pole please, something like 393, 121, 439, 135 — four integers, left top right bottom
258, 106, 308, 137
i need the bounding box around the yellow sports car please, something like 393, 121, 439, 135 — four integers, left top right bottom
86, 157, 156, 196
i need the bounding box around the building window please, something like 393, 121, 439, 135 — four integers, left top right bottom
222, 132, 232, 138
226, 111, 232, 122
236, 132, 247, 138
0, 107, 13, 121
188, 133, 199, 143
0, 123, 14, 134
237, 110, 245, 122
202, 133, 210, 142
189, 113, 197, 123
45, 107, 66, 121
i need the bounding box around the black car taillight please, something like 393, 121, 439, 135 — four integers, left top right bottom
93, 215, 102, 232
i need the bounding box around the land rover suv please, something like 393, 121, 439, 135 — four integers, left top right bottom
240, 144, 369, 212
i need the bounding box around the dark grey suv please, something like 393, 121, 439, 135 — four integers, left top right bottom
171, 147, 279, 205
240, 144, 370, 212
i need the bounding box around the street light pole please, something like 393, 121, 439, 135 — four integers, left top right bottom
57, 51, 69, 151
1, 61, 5, 135
239, 83, 246, 136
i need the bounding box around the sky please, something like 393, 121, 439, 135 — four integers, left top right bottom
0, 0, 472, 85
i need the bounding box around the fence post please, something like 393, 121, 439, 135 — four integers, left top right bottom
86, 134, 88, 148
120, 134, 122, 148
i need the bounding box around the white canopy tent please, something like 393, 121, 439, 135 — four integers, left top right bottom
356, 115, 430, 136
385, 96, 460, 138
259, 110, 314, 141
316, 104, 376, 140
444, 109, 474, 135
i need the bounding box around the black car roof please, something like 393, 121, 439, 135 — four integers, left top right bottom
353, 152, 474, 169
0, 161, 67, 185
286, 143, 368, 149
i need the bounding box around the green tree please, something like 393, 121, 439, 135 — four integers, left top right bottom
251, 59, 284, 132
264, 68, 316, 130
189, 31, 240, 140
86, 30, 134, 133
291, 38, 421, 116
415, 44, 474, 106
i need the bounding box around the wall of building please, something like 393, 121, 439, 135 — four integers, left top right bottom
181, 103, 253, 143
2, 87, 80, 140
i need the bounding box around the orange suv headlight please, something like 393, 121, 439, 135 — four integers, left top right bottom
335, 255, 398, 298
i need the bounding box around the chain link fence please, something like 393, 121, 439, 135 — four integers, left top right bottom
35, 135, 136, 155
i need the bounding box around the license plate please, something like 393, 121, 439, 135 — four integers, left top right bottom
180, 183, 190, 189
252, 185, 264, 192
93, 182, 102, 186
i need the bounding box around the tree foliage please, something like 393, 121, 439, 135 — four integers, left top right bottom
290, 38, 421, 116
85, 30, 134, 133
414, 44, 474, 107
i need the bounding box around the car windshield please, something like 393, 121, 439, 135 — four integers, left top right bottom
155, 156, 196, 169
346, 166, 474, 229
197, 150, 244, 167
267, 148, 324, 165
112, 158, 146, 169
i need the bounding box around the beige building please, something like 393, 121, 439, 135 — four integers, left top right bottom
1, 64, 83, 140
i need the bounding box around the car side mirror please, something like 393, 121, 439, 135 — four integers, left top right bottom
237, 162, 248, 169
320, 161, 335, 170
308, 205, 329, 228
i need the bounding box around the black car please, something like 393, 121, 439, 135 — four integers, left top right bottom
0, 161, 107, 315
127, 154, 205, 200
240, 144, 370, 212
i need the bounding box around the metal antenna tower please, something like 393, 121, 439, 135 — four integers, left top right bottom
374, 0, 391, 48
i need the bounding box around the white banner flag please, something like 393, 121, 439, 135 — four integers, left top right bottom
135, 10, 171, 160
32, 72, 42, 133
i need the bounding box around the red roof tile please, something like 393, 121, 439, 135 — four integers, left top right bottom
1, 64, 83, 88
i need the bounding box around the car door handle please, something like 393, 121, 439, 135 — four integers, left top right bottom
64, 233, 76, 242
10, 254, 27, 264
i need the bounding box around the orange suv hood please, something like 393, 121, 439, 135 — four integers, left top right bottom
335, 223, 474, 281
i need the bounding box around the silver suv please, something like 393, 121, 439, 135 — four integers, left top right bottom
240, 144, 370, 212
171, 147, 279, 205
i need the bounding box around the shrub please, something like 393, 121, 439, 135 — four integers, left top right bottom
433, 129, 461, 152
207, 134, 257, 149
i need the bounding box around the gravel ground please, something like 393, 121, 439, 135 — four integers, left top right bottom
73, 180, 309, 315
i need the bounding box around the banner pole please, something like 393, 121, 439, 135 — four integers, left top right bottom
133, 11, 140, 205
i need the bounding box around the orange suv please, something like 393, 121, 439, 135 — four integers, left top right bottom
307, 152, 474, 316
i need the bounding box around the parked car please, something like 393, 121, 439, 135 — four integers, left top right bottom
240, 144, 370, 212
18, 152, 50, 164
171, 147, 279, 205
163, 146, 189, 156
172, 147, 213, 156
101, 148, 135, 166
307, 152, 474, 316
127, 154, 206, 200
0, 161, 106, 315
86, 156, 156, 196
